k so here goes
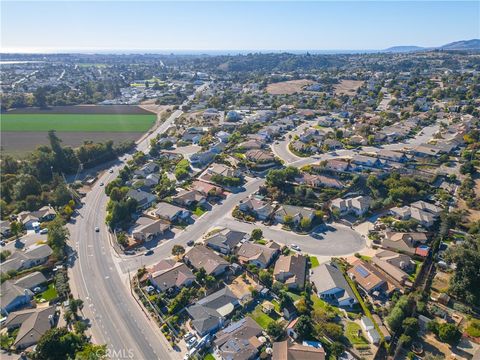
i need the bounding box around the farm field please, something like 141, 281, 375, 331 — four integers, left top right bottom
0, 105, 157, 156
333, 79, 364, 95
1, 114, 156, 132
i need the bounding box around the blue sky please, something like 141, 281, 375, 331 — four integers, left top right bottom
1, 1, 479, 52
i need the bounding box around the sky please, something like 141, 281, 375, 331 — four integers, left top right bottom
1, 1, 479, 53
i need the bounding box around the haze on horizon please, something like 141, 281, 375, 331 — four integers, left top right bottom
1, 1, 479, 53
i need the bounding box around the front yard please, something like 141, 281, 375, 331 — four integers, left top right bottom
249, 303, 277, 329
34, 283, 58, 302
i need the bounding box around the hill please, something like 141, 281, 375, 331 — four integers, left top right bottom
439, 39, 480, 51
383, 46, 425, 53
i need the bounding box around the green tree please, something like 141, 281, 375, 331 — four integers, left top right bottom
33, 327, 85, 360
294, 315, 313, 340
300, 217, 311, 230
438, 323, 461, 344
172, 245, 185, 257
13, 173, 42, 201
259, 270, 273, 288
251, 228, 263, 241
47, 217, 70, 259
75, 344, 107, 360
267, 321, 284, 340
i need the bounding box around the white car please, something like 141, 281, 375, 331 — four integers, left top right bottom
109, 169, 114, 173
186, 337, 197, 349
183, 332, 194, 341
99, 182, 104, 186
95, 227, 100, 232
291, 244, 301, 251
39, 228, 48, 234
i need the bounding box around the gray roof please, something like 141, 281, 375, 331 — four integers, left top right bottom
153, 202, 185, 219
310, 263, 355, 303
205, 229, 247, 252
1, 244, 53, 273
187, 287, 239, 335
1, 281, 33, 309
214, 316, 262, 348
5, 306, 56, 349
127, 189, 157, 207
185, 245, 229, 275
14, 271, 48, 290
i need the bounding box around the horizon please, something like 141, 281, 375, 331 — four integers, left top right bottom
1, 1, 479, 53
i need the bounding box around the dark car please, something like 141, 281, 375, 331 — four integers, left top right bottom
145, 250, 154, 256
187, 240, 194, 246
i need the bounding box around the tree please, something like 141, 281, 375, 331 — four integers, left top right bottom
195, 268, 207, 285
438, 323, 461, 344
34, 87, 48, 108
402, 317, 419, 337
172, 245, 185, 257
294, 315, 313, 340
251, 228, 263, 241
33, 327, 85, 360
47, 217, 70, 259
283, 215, 294, 226
13, 173, 42, 201
329, 341, 345, 358
75, 344, 107, 360
259, 270, 273, 288
300, 217, 311, 230
10, 221, 22, 239
267, 321, 284, 340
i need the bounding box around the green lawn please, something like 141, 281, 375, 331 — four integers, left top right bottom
1, 114, 156, 132
250, 304, 275, 329
286, 291, 302, 302
35, 283, 58, 302
203, 354, 215, 360
408, 260, 423, 282
312, 294, 341, 315
345, 322, 369, 345
309, 256, 320, 268
193, 207, 206, 217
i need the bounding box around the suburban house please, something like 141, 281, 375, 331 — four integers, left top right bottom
274, 205, 315, 226
184, 245, 230, 276
273, 254, 307, 290
273, 340, 326, 360
323, 159, 351, 172
371, 255, 410, 286
238, 139, 264, 151
374, 250, 414, 273
206, 163, 241, 179
131, 217, 170, 242
323, 139, 343, 150
1, 244, 53, 274
238, 196, 275, 220
148, 259, 195, 293
295, 173, 343, 189
390, 201, 441, 228
213, 317, 263, 360
187, 287, 240, 336
381, 232, 428, 255
151, 202, 190, 222
330, 196, 372, 216
17, 206, 56, 231
310, 263, 357, 308
190, 150, 216, 167
1, 272, 48, 315
245, 150, 276, 166
351, 154, 383, 169
172, 189, 206, 207
236, 242, 280, 269
377, 149, 409, 163
4, 305, 57, 349
347, 259, 387, 295
127, 189, 157, 211
134, 162, 159, 178
204, 228, 248, 254
190, 180, 224, 197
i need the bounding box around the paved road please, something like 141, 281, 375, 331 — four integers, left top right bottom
272, 120, 440, 167
67, 84, 209, 360
218, 217, 365, 257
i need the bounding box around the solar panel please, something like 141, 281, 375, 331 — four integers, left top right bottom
355, 265, 369, 278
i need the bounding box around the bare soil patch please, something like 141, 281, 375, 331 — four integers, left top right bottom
1, 131, 143, 157
333, 80, 364, 96
266, 79, 314, 95
4, 105, 154, 115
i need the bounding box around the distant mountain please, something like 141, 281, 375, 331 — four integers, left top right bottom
382, 39, 480, 53
439, 39, 480, 51
383, 45, 425, 53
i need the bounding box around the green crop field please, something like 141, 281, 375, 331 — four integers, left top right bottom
1, 113, 156, 132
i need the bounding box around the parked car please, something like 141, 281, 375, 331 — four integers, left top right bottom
186, 337, 197, 349
39, 228, 48, 234
187, 240, 194, 246
183, 333, 194, 342
291, 244, 301, 251
109, 169, 114, 173
99, 182, 104, 186
145, 250, 154, 256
